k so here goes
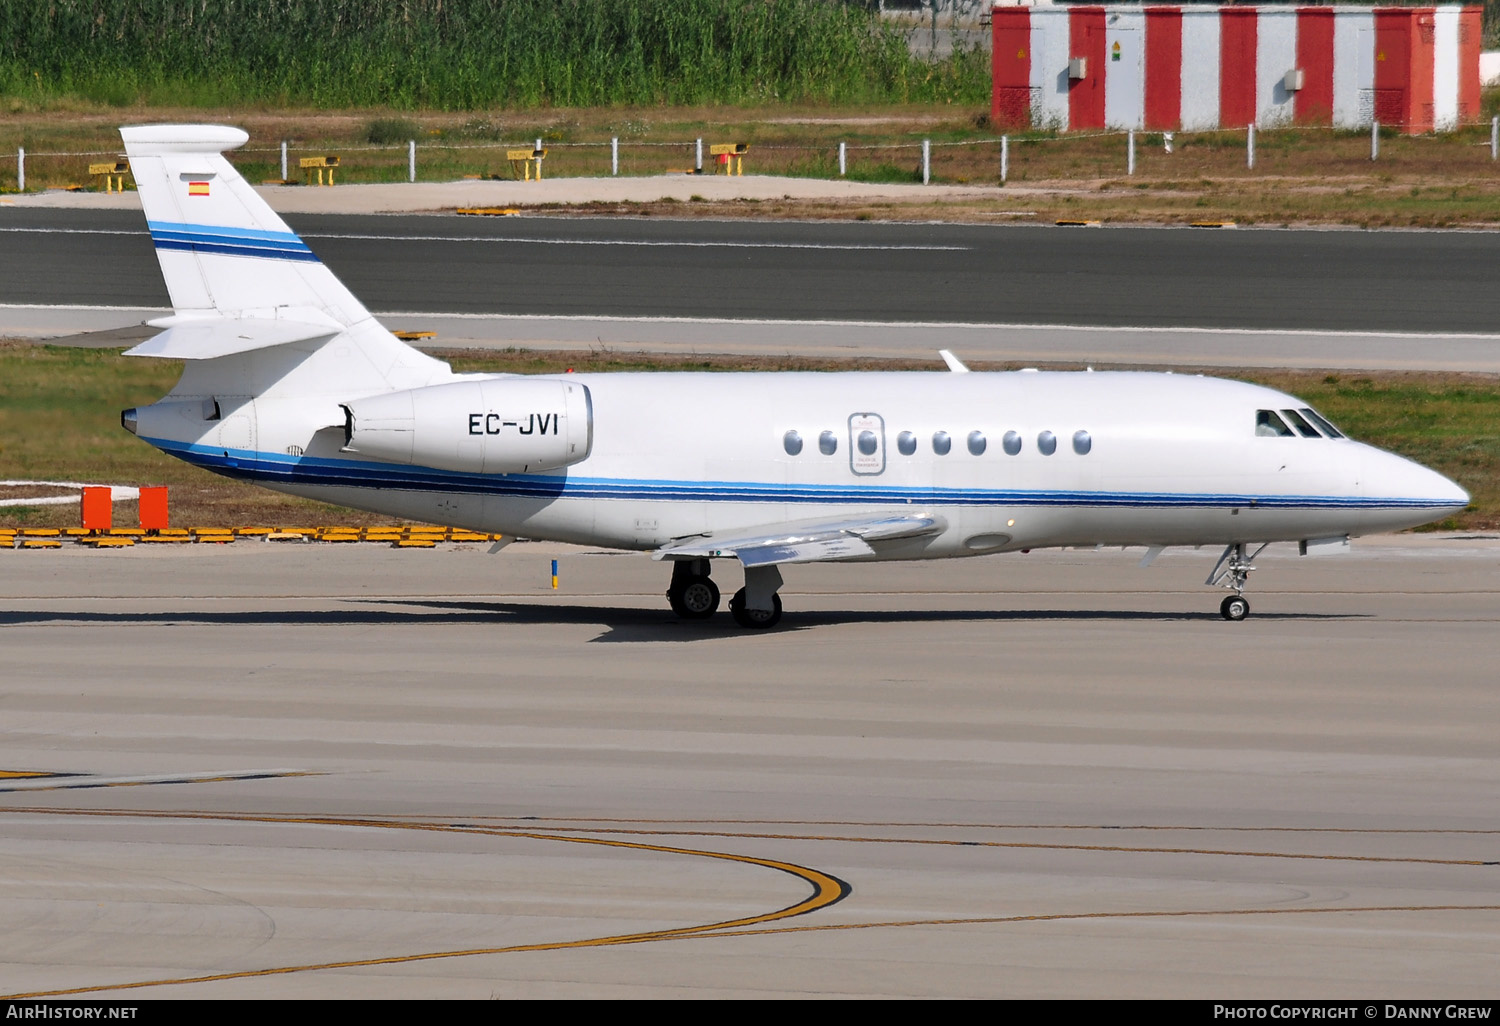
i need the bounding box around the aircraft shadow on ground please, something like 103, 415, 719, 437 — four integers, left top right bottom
0, 599, 1364, 644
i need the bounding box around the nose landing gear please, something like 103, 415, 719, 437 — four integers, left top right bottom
1207, 542, 1268, 621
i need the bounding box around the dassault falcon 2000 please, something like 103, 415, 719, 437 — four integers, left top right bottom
116, 125, 1467, 627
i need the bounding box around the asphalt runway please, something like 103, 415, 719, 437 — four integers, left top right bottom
2, 539, 1497, 998
8, 209, 1500, 371
5, 208, 1500, 332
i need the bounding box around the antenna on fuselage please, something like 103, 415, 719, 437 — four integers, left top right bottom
938, 349, 970, 373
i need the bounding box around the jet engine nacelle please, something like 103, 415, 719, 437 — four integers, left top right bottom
343, 378, 593, 474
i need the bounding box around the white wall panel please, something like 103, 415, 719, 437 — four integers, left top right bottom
1256, 9, 1300, 126
1105, 11, 1147, 129
1333, 9, 1376, 127
1034, 11, 1072, 129
1180, 9, 1222, 131
1433, 6, 1461, 130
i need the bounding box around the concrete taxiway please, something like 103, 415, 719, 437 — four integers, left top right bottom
1, 538, 1497, 998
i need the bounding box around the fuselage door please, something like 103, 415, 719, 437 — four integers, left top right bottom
848, 413, 885, 476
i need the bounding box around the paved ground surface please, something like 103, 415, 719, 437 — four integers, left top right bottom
1, 538, 1497, 998
0, 174, 1001, 215
5, 207, 1500, 331
6, 200, 1500, 371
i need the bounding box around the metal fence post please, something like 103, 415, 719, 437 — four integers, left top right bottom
1000, 135, 1008, 183
696, 138, 702, 172
1491, 116, 1497, 161
612, 137, 619, 175
1247, 124, 1255, 170
408, 140, 416, 183
838, 141, 846, 177
16, 147, 22, 192
1128, 130, 1136, 175
280, 140, 288, 181
1371, 120, 1379, 161
922, 139, 930, 185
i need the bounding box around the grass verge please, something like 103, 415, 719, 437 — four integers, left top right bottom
6, 102, 1500, 227
1, 340, 1492, 531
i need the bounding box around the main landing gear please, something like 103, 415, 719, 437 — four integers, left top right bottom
666, 558, 719, 619
1206, 542, 1268, 621
666, 560, 783, 629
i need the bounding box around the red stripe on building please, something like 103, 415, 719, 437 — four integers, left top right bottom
1069, 6, 1108, 130
992, 6, 1033, 129
1409, 8, 1436, 134
1294, 7, 1335, 124
1144, 7, 1183, 130
1374, 8, 1410, 127
1219, 8, 1258, 128
1458, 6, 1482, 122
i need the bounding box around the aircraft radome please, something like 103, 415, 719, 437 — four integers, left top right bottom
115, 125, 1468, 627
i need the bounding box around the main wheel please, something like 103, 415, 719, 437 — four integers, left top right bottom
729, 587, 782, 629
668, 575, 720, 619
1220, 595, 1250, 621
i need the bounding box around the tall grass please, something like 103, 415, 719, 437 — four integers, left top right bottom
0, 0, 989, 109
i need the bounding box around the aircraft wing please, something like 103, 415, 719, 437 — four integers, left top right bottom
654, 512, 946, 567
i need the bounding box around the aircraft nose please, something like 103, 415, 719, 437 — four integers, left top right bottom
1362, 447, 1469, 524
1401, 455, 1469, 511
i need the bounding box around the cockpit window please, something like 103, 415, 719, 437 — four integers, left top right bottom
1255, 410, 1294, 437
1280, 409, 1322, 438
1300, 407, 1345, 439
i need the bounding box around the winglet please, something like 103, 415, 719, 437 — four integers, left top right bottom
938, 350, 970, 373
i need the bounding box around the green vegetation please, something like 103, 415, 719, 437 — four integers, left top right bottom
2, 341, 1495, 530
0, 0, 988, 110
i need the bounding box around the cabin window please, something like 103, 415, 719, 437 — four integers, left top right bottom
1300, 407, 1344, 438
783, 430, 803, 456
1255, 410, 1294, 437
932, 431, 952, 456
1002, 430, 1022, 455
857, 430, 879, 456
897, 431, 917, 456
819, 430, 838, 455
1073, 430, 1092, 455
1281, 409, 1321, 438
1037, 430, 1057, 456
967, 431, 987, 456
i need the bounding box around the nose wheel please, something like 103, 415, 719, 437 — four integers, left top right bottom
1220, 595, 1250, 621
1207, 542, 1267, 621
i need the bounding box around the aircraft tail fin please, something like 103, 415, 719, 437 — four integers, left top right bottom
120, 125, 450, 395
120, 124, 370, 327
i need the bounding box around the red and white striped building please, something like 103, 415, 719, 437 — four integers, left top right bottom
991, 4, 1482, 133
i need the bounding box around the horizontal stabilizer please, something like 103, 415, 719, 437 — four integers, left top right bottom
655, 512, 945, 567
124, 313, 342, 360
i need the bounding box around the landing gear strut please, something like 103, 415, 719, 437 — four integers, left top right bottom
1206, 542, 1268, 621
666, 558, 719, 619
730, 564, 784, 630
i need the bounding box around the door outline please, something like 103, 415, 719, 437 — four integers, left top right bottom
848, 413, 886, 476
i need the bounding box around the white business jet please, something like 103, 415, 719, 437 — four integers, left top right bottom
117, 125, 1468, 626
